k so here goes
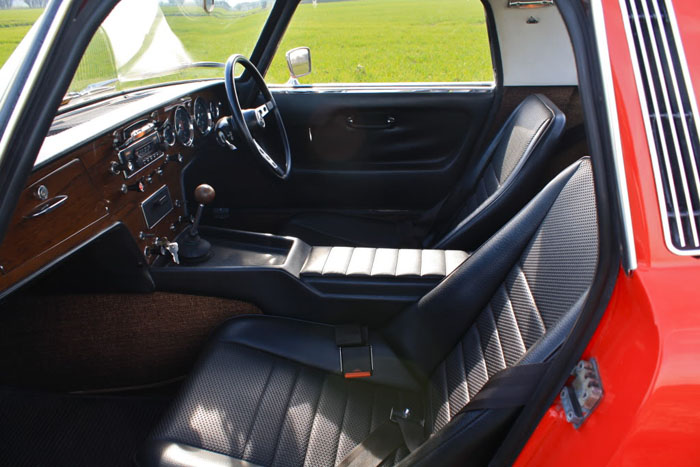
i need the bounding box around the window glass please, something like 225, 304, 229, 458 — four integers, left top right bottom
0, 0, 276, 107
0, 4, 46, 107
0, 4, 44, 68
67, 0, 275, 100
267, 0, 493, 84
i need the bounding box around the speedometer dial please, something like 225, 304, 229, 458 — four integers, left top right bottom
174, 106, 193, 147
194, 97, 212, 136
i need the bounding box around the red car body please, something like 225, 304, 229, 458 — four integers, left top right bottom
518, 1, 700, 464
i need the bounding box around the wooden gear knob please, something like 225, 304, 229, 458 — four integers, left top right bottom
194, 184, 215, 205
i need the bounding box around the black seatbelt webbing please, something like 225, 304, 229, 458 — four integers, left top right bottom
335, 420, 404, 467
337, 363, 550, 467
394, 417, 424, 452
335, 325, 367, 347
459, 362, 549, 412
409, 195, 450, 247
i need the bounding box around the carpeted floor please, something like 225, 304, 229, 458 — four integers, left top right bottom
0, 387, 168, 466
0, 292, 261, 391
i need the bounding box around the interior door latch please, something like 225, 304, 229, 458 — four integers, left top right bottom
560, 358, 603, 428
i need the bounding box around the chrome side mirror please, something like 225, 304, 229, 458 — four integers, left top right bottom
203, 0, 214, 13
285, 47, 311, 85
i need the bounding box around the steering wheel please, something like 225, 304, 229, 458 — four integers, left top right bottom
222, 54, 291, 179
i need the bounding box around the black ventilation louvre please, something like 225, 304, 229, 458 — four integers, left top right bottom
621, 0, 700, 255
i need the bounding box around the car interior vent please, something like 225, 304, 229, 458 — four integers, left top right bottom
621, 0, 700, 255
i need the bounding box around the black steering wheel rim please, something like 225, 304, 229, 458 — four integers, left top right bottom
224, 54, 292, 180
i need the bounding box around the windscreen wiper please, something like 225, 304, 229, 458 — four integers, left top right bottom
61, 78, 118, 106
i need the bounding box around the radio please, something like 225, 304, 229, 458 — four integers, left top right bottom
115, 132, 163, 179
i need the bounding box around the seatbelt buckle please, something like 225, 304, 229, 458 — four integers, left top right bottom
390, 407, 424, 426
340, 345, 373, 378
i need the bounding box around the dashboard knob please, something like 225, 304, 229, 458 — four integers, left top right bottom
194, 184, 215, 205
121, 180, 146, 194
109, 161, 124, 175
33, 184, 49, 200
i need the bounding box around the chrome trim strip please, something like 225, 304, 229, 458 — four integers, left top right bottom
591, 0, 638, 272
620, 0, 700, 256
268, 82, 496, 94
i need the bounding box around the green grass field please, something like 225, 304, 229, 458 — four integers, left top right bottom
0, 0, 492, 93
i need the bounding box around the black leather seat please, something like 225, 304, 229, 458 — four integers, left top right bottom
140, 158, 598, 466
282, 94, 566, 251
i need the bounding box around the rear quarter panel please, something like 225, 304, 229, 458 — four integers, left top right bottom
516, 0, 700, 465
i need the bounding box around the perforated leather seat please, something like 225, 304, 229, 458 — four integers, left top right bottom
140, 158, 598, 467
281, 94, 566, 251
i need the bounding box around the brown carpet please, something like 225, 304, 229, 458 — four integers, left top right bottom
0, 292, 260, 392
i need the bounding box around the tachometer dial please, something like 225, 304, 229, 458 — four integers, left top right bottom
162, 121, 176, 146
194, 97, 212, 136
174, 106, 193, 147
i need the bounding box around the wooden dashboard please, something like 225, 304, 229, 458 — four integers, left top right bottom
0, 86, 226, 296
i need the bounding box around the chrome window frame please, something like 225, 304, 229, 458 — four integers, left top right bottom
591, 0, 638, 272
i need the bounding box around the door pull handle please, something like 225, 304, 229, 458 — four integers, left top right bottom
346, 116, 396, 130
24, 195, 68, 219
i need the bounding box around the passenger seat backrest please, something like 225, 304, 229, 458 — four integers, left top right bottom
384, 158, 598, 464
429, 94, 566, 251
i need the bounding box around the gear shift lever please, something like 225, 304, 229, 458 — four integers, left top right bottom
191, 184, 215, 237
179, 184, 215, 263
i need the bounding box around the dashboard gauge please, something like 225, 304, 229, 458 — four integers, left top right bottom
162, 121, 176, 146
194, 97, 212, 136
209, 100, 220, 121
174, 106, 193, 147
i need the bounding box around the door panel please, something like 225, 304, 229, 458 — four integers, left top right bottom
275, 90, 494, 170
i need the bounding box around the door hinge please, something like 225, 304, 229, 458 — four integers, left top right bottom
560, 358, 604, 429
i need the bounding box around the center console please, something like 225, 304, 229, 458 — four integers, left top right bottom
151, 221, 469, 325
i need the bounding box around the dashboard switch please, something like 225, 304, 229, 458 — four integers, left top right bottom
167, 153, 184, 163
121, 180, 146, 194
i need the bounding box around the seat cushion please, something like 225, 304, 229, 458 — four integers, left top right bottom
140, 316, 419, 467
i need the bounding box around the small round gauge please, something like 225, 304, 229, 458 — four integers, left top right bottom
162, 121, 176, 146
194, 97, 212, 136
174, 106, 194, 147
209, 100, 220, 121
